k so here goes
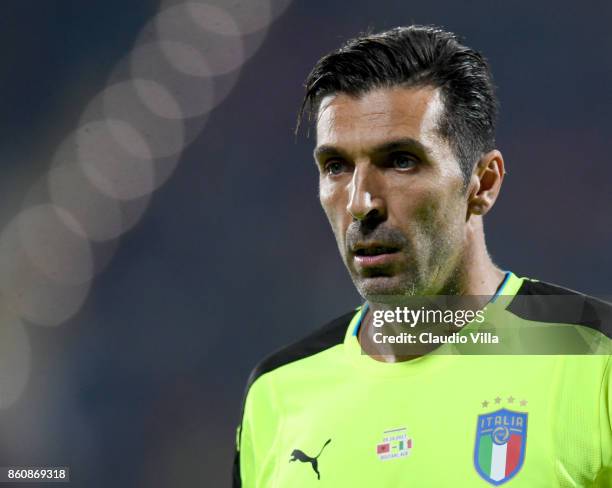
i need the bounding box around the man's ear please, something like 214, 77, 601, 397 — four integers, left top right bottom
467, 150, 505, 218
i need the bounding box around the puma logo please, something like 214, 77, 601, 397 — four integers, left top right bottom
289, 438, 332, 480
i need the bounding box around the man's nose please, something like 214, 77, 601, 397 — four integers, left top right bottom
346, 165, 386, 221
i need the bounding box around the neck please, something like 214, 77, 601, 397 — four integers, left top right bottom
454, 216, 505, 296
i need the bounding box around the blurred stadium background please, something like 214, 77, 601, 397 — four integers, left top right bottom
0, 0, 610, 486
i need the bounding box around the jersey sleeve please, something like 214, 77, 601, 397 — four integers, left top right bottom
597, 356, 612, 486
232, 424, 243, 487
233, 373, 281, 488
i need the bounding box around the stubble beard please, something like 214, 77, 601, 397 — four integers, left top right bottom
347, 224, 465, 304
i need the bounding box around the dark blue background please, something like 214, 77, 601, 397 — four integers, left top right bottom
0, 1, 610, 486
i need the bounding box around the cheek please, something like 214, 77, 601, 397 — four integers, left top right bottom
413, 191, 441, 225
392, 184, 442, 229
319, 183, 349, 244
319, 184, 334, 221
319, 178, 336, 203
319, 181, 343, 221
411, 187, 465, 240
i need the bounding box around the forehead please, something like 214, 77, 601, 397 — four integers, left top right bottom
315, 86, 445, 154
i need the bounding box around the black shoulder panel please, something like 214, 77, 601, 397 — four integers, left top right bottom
244, 309, 355, 389
232, 309, 356, 487
508, 279, 612, 338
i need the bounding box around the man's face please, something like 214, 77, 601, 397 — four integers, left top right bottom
315, 86, 470, 299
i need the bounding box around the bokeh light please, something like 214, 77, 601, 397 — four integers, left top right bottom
76, 119, 156, 201
0, 210, 92, 326
132, 78, 184, 120
48, 159, 124, 242
129, 41, 224, 119
17, 204, 93, 286
155, 3, 246, 76
0, 304, 31, 409
190, 0, 272, 36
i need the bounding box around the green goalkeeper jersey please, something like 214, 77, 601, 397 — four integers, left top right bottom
232, 272, 612, 487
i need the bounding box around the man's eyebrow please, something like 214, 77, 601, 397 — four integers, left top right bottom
313, 137, 429, 160
313, 144, 343, 160
371, 137, 429, 155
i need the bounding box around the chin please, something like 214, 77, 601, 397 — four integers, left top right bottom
354, 275, 418, 302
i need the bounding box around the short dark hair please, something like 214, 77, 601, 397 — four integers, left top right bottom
297, 25, 498, 183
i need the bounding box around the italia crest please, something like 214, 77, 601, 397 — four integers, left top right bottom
474, 406, 527, 485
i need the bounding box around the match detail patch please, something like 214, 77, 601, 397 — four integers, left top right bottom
376, 427, 412, 461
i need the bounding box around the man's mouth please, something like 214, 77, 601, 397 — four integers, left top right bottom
354, 246, 399, 256
352, 244, 401, 267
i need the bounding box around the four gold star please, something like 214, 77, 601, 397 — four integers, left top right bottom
481, 396, 528, 408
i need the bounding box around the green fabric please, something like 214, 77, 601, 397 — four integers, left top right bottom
236, 273, 612, 487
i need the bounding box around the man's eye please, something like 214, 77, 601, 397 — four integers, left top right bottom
325, 160, 347, 175
391, 153, 418, 170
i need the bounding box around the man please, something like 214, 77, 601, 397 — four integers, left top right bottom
232, 26, 611, 486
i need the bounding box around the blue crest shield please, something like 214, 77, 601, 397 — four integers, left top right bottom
474, 408, 527, 485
